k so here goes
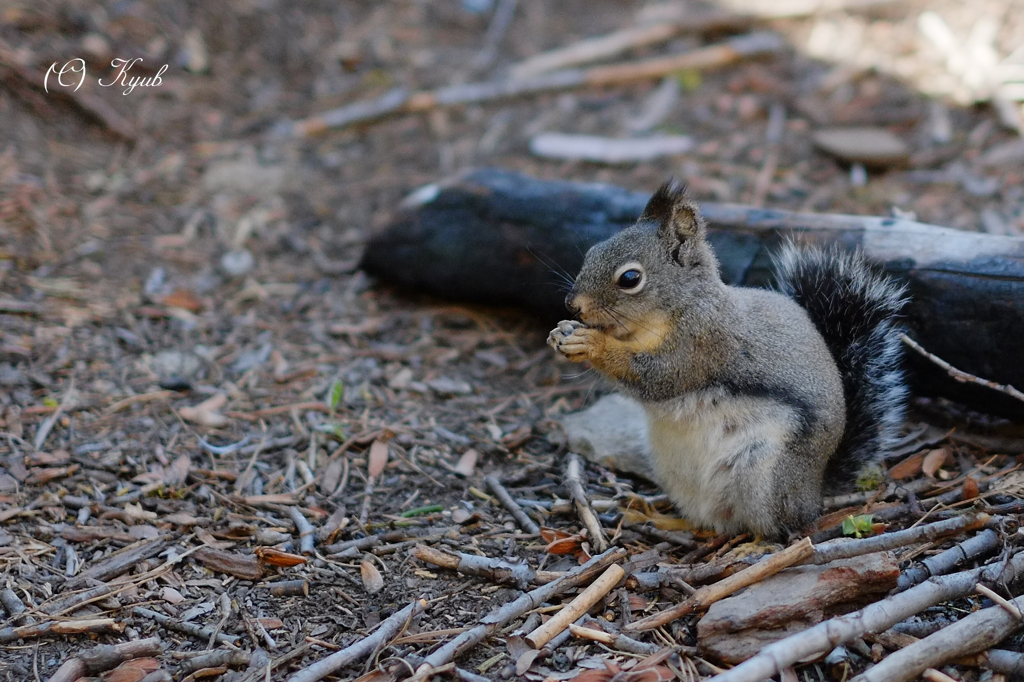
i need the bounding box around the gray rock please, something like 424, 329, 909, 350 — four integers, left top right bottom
150, 351, 203, 383
558, 393, 652, 478
202, 160, 286, 194
812, 127, 909, 167
220, 249, 255, 277
427, 377, 473, 397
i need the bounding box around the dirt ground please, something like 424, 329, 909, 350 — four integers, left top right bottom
1, 1, 1023, 680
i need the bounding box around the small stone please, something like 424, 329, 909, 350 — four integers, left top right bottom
811, 127, 909, 167
558, 393, 652, 478
181, 28, 209, 74
388, 367, 414, 390
150, 351, 203, 385
220, 249, 254, 277
427, 377, 473, 397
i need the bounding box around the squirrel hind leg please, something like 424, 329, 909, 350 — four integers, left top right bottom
726, 537, 785, 561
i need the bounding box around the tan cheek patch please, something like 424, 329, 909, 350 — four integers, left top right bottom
619, 310, 672, 354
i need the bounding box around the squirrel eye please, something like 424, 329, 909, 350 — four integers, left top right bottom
617, 270, 642, 288
613, 262, 646, 293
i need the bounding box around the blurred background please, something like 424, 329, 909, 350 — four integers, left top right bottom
1, 2, 1023, 679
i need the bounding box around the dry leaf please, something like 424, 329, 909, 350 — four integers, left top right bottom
195, 526, 234, 550
257, 617, 284, 630
163, 453, 191, 486
270, 349, 289, 381
454, 448, 478, 477
163, 512, 199, 526
541, 527, 584, 555
161, 587, 184, 604
255, 546, 308, 567
179, 393, 228, 427
368, 439, 389, 478
962, 476, 980, 500
889, 452, 925, 480
361, 555, 384, 594
124, 502, 158, 522
516, 649, 540, 675
922, 448, 952, 479
162, 288, 203, 313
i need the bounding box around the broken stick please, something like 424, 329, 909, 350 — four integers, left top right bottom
897, 528, 1001, 590
509, 12, 754, 79
810, 513, 990, 565
565, 453, 609, 552
45, 637, 163, 682
569, 622, 660, 655
132, 607, 240, 646
902, 334, 1024, 406
284, 33, 783, 137
411, 544, 553, 589
0, 618, 123, 644
285, 599, 426, 682
851, 592, 1024, 682
626, 537, 814, 632
408, 546, 627, 681
525, 564, 626, 648
484, 475, 540, 534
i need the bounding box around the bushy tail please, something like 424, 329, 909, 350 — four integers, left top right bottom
773, 243, 909, 491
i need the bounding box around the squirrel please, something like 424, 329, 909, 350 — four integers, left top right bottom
547, 181, 908, 539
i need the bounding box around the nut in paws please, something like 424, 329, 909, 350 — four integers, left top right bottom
547, 320, 594, 361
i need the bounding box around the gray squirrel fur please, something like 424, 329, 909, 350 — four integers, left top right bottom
548, 181, 907, 538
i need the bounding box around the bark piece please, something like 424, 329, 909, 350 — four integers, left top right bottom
67, 538, 168, 588
627, 538, 815, 632
362, 168, 1024, 416
193, 547, 264, 581
698, 551, 899, 664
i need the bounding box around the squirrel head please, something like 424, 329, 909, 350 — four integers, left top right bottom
566, 181, 720, 338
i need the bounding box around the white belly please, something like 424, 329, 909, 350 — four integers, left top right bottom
643, 389, 800, 533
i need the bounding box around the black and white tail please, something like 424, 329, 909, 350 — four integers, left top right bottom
773, 243, 909, 491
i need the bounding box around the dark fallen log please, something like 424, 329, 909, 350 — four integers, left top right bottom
362, 168, 1024, 417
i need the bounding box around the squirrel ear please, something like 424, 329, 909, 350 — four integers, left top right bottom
642, 180, 704, 242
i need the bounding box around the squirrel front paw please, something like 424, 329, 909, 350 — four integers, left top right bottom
547, 320, 597, 362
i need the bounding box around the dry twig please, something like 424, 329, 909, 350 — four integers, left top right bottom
898, 529, 1002, 590
484, 475, 540, 534
285, 599, 426, 682
132, 607, 240, 646
565, 453, 609, 552
285, 33, 783, 137
408, 546, 627, 680
902, 335, 1024, 405
810, 513, 990, 565
0, 618, 123, 644
411, 544, 550, 589
852, 592, 1024, 682
525, 563, 626, 648
45, 637, 163, 682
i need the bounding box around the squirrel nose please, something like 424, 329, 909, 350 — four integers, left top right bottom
565, 291, 579, 313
